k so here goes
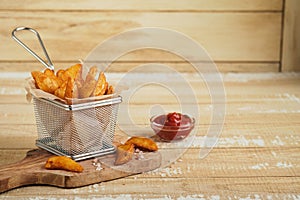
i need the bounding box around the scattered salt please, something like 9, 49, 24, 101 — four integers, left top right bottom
134, 149, 145, 160
92, 158, 103, 171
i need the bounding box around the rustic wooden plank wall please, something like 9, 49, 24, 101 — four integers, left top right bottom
0, 0, 298, 72
282, 0, 300, 71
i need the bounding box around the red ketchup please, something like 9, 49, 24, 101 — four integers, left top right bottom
151, 112, 194, 142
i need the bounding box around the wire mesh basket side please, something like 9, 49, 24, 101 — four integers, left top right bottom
33, 98, 72, 154
33, 97, 120, 159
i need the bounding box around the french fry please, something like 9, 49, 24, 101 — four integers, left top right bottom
45, 156, 84, 173
114, 143, 135, 165
125, 137, 158, 152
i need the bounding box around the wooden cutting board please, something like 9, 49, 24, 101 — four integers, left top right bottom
0, 149, 161, 193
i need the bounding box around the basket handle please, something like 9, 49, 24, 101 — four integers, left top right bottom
12, 27, 54, 70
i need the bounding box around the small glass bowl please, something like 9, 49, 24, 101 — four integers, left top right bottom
150, 114, 195, 142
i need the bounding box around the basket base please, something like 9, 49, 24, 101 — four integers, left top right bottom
36, 140, 116, 161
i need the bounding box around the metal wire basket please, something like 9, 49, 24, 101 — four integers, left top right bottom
33, 96, 122, 161
11, 27, 122, 161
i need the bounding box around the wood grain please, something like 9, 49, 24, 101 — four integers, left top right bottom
0, 149, 161, 193
0, 61, 280, 73
282, 0, 300, 71
0, 0, 285, 72
0, 0, 283, 11
1, 12, 281, 62
1, 177, 299, 199
1, 122, 299, 150
0, 72, 299, 197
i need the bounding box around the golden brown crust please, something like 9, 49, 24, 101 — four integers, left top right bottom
31, 64, 114, 104
105, 85, 114, 95
65, 77, 79, 100
125, 137, 158, 152
54, 80, 67, 99
114, 143, 135, 165
93, 72, 107, 96
45, 156, 84, 173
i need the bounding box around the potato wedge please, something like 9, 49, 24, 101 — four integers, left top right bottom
78, 66, 98, 98
85, 66, 98, 83
79, 79, 97, 98
93, 72, 107, 96
56, 69, 66, 80
106, 85, 114, 95
31, 64, 114, 103
125, 137, 158, 152
65, 77, 79, 101
114, 143, 135, 165
45, 156, 84, 173
54, 80, 67, 99
44, 68, 55, 76
31, 71, 43, 88
35, 73, 61, 94
58, 64, 83, 87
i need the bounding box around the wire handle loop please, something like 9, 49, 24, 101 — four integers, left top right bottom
12, 27, 54, 70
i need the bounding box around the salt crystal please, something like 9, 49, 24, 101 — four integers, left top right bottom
135, 148, 140, 153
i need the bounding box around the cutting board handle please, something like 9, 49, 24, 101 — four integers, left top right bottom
0, 149, 52, 193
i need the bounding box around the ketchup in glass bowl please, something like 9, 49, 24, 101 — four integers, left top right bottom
150, 112, 195, 142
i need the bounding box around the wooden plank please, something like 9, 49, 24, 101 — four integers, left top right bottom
282, 0, 300, 71
0, 123, 299, 149
0, 150, 28, 166
0, 102, 299, 125
0, 73, 299, 105
0, 0, 283, 11
2, 12, 281, 62
0, 72, 299, 197
0, 148, 299, 178
0, 61, 280, 73
1, 176, 299, 198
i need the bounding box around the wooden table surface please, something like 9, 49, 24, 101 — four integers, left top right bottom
0, 72, 299, 199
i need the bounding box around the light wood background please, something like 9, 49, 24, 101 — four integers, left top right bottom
0, 0, 298, 73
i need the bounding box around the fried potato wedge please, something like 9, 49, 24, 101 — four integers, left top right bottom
79, 79, 97, 98
78, 66, 98, 98
114, 143, 135, 165
54, 80, 67, 99
31, 71, 43, 88
93, 72, 107, 96
85, 66, 98, 83
58, 64, 83, 87
44, 68, 55, 76
125, 137, 158, 152
36, 73, 61, 94
56, 69, 65, 80
65, 64, 82, 80
45, 156, 84, 173
106, 85, 114, 95
65, 77, 79, 100
31, 64, 114, 103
